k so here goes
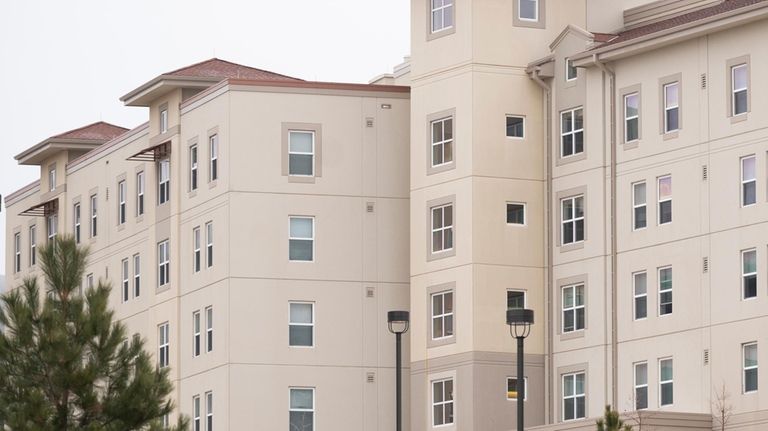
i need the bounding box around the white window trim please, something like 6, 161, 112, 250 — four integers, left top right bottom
560, 107, 584, 158
507, 376, 528, 401
190, 144, 198, 191
431, 377, 455, 426
209, 134, 219, 182
288, 216, 315, 262
624, 92, 639, 143
518, 0, 539, 21
742, 249, 757, 300
205, 391, 213, 431
633, 271, 647, 321
430, 0, 454, 33
288, 130, 315, 177
193, 394, 201, 431
29, 225, 36, 267
634, 362, 648, 410
48, 165, 56, 192
206, 222, 213, 268
561, 284, 585, 333
205, 306, 213, 353
431, 203, 454, 254
136, 171, 145, 216
158, 159, 170, 205
562, 372, 586, 421
133, 254, 141, 298
158, 240, 170, 287
430, 117, 454, 168
506, 202, 527, 226
90, 195, 98, 238
74, 203, 81, 244
632, 181, 647, 231
193, 310, 201, 357
732, 64, 748, 117
505, 115, 525, 139
659, 357, 673, 407
657, 175, 672, 225
118, 180, 127, 225
663, 82, 679, 134
743, 342, 758, 394
565, 58, 577, 81
47, 214, 58, 242
658, 266, 672, 316
741, 155, 756, 207
13, 233, 21, 273
158, 322, 169, 368
561, 195, 584, 245
431, 291, 454, 340
160, 109, 168, 134
289, 301, 315, 348
193, 227, 201, 273
289, 387, 315, 430
121, 258, 129, 303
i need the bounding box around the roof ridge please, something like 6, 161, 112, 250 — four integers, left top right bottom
51, 121, 129, 140
163, 58, 302, 81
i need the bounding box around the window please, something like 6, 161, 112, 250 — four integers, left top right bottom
289, 217, 314, 262
190, 145, 198, 191
507, 376, 528, 401
206, 306, 213, 353
432, 378, 454, 426
193, 311, 201, 357
565, 58, 577, 81
742, 249, 757, 299
659, 267, 672, 316
90, 194, 98, 237
634, 362, 648, 410
288, 131, 314, 176
430, 0, 454, 33
205, 391, 213, 431
29, 225, 36, 266
158, 322, 169, 368
289, 388, 314, 431
133, 254, 141, 298
206, 222, 213, 268
159, 159, 170, 205
160, 108, 168, 134
48, 164, 56, 192
560, 107, 584, 158
624, 93, 639, 143
633, 271, 647, 320
732, 64, 748, 116
47, 214, 58, 242
431, 117, 454, 167
659, 358, 673, 406
13, 233, 21, 273
86, 273, 94, 290
663, 82, 679, 133
431, 291, 454, 340
506, 203, 525, 225
657, 176, 672, 225
289, 302, 314, 347
193, 394, 201, 431
137, 172, 145, 216
118, 180, 127, 225
741, 155, 756, 206
562, 372, 586, 421
507, 290, 526, 310
632, 182, 646, 230
73, 203, 81, 243
506, 116, 524, 138
121, 258, 129, 302
209, 134, 218, 182
431, 204, 454, 253
743, 343, 758, 393
163, 413, 170, 429
193, 227, 201, 273
561, 195, 584, 245
518, 0, 538, 21
158, 240, 170, 287
562, 284, 585, 333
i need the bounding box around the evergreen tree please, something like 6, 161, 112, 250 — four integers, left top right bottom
596, 405, 633, 431
0, 235, 187, 430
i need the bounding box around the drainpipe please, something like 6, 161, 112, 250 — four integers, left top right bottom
593, 53, 618, 410
530, 66, 553, 424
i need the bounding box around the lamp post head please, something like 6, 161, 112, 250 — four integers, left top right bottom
388, 310, 410, 334
506, 308, 534, 339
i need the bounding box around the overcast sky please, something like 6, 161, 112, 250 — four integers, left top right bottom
0, 0, 410, 271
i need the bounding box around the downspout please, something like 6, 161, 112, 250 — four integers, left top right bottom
593, 53, 618, 410
530, 66, 553, 424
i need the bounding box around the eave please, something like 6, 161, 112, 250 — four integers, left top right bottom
14, 138, 106, 166
120, 75, 223, 107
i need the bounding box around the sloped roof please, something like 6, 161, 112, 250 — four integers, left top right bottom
163, 58, 302, 81
15, 121, 128, 165
51, 121, 129, 141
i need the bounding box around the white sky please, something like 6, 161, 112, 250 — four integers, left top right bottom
0, 0, 411, 271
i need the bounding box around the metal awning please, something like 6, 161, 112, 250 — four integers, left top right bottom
127, 142, 170, 162
19, 198, 58, 217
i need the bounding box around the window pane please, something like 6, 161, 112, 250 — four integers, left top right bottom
633, 183, 646, 205
563, 222, 574, 244
634, 207, 647, 229
507, 203, 525, 224
564, 398, 574, 420
289, 132, 313, 153
625, 94, 639, 117
563, 310, 574, 332
636, 387, 648, 410
575, 373, 585, 394
734, 90, 748, 115
443, 141, 453, 163
626, 118, 639, 142
665, 83, 678, 107
432, 316, 443, 338
432, 10, 443, 32
444, 401, 454, 423
742, 157, 756, 180
290, 389, 313, 409
444, 227, 454, 249
743, 250, 757, 274
636, 363, 647, 385
289, 412, 313, 431
433, 381, 444, 402
744, 181, 756, 206
432, 294, 443, 316
443, 205, 453, 227
444, 292, 453, 313
289, 154, 313, 176
733, 65, 747, 89
745, 344, 758, 367
444, 314, 454, 336
576, 396, 586, 418
432, 231, 443, 252
661, 383, 673, 405
290, 218, 313, 239
659, 201, 672, 224
443, 5, 453, 27
575, 219, 584, 242
574, 196, 584, 217
289, 240, 313, 261
506, 116, 524, 137
289, 326, 313, 346
562, 111, 573, 133
745, 368, 758, 392
290, 303, 313, 324
562, 134, 573, 156
574, 109, 583, 130
563, 375, 574, 396
634, 273, 647, 295
660, 360, 673, 381
666, 107, 679, 131
432, 144, 443, 166
574, 131, 584, 154
444, 118, 453, 140
520, 0, 537, 19
575, 285, 584, 306
562, 199, 573, 220
432, 121, 443, 143
635, 296, 647, 319
563, 287, 574, 308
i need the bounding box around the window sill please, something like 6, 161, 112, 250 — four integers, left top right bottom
427, 248, 456, 262
556, 152, 587, 167
427, 26, 455, 41
156, 285, 171, 294
623, 140, 639, 150
559, 241, 584, 253
188, 190, 198, 199
428, 335, 456, 348
560, 330, 585, 341
287, 175, 316, 184
117, 224, 126, 232
731, 113, 748, 124
662, 131, 679, 141
427, 162, 456, 176
208, 180, 218, 189
136, 215, 144, 224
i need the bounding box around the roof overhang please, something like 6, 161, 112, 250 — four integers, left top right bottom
120, 75, 223, 107
15, 139, 105, 166
127, 142, 170, 162
19, 197, 58, 217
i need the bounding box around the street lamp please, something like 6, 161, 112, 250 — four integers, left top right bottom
507, 308, 534, 431
388, 310, 410, 431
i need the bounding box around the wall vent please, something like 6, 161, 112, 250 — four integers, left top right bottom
380, 103, 392, 109
366, 202, 375, 213
366, 117, 374, 128
700, 73, 707, 89
702, 165, 708, 180
367, 372, 376, 383
366, 287, 375, 298
703, 349, 710, 365
703, 257, 709, 273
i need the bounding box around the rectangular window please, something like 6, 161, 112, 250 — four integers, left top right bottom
742, 249, 757, 299
507, 376, 528, 401
193, 394, 201, 431
634, 362, 648, 410
565, 58, 577, 81
289, 217, 314, 262
632, 182, 647, 230
86, 273, 94, 290
431, 291, 454, 340
190, 145, 198, 191
47, 214, 58, 242
205, 306, 213, 353
633, 271, 647, 320
432, 378, 454, 426
561, 195, 584, 245
158, 240, 170, 287
663, 82, 679, 133
158, 159, 170, 205
29, 225, 36, 267
193, 227, 201, 273
659, 358, 673, 406
13, 233, 21, 273
431, 117, 454, 167
118, 180, 127, 225
562, 284, 585, 333
206, 222, 214, 268
90, 194, 98, 237
289, 302, 314, 347
48, 164, 56, 192
562, 372, 586, 421
430, 0, 454, 33
659, 267, 672, 316
560, 107, 584, 158
506, 116, 524, 138
518, 0, 538, 21
624, 93, 639, 143
288, 131, 314, 176
289, 388, 314, 431
160, 109, 168, 134
741, 155, 756, 206
121, 258, 129, 302
158, 322, 169, 368
431, 203, 454, 253
658, 176, 672, 225
732, 64, 748, 116
205, 391, 213, 431
743, 342, 758, 393
74, 203, 81, 244
137, 172, 145, 216
506, 203, 525, 225
209, 134, 218, 182
133, 254, 141, 298
193, 310, 201, 357
507, 290, 526, 310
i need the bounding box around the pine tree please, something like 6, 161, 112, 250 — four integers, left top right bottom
596, 405, 633, 431
0, 235, 188, 430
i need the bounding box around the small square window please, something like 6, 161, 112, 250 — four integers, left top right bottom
506, 203, 526, 225
518, 0, 539, 21
506, 116, 525, 138
565, 58, 577, 81
289, 131, 315, 176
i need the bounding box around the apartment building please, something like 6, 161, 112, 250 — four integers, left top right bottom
410, 0, 768, 430
4, 59, 411, 430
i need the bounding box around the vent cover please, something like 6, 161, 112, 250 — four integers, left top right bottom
366, 202, 375, 213
702, 165, 708, 180
366, 287, 375, 298
366, 117, 374, 128
367, 372, 375, 383
700, 73, 707, 89
380, 103, 392, 109
703, 257, 709, 273
704, 349, 710, 365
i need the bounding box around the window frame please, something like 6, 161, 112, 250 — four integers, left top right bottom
13, 232, 21, 273
634, 362, 648, 410
193, 226, 201, 273
193, 394, 201, 431
624, 92, 640, 143
48, 164, 56, 192
430, 0, 454, 34
205, 306, 213, 353
743, 342, 758, 394
158, 322, 169, 368
47, 214, 58, 242
74, 202, 81, 244
741, 155, 756, 207
658, 266, 673, 316
289, 387, 315, 431
659, 358, 674, 406
289, 216, 315, 262
560, 107, 584, 159
506, 202, 526, 226
430, 116, 454, 168
561, 284, 585, 334
206, 222, 213, 268
657, 175, 672, 225
118, 180, 127, 225
518, 0, 539, 22
288, 130, 315, 177
158, 159, 170, 205
136, 171, 145, 216
289, 301, 315, 348
29, 225, 36, 267
158, 240, 170, 287
632, 181, 647, 231
663, 82, 680, 134
565, 58, 577, 82
90, 194, 98, 238
731, 63, 748, 117
209, 134, 218, 182
431, 203, 454, 255
560, 195, 585, 245
121, 258, 129, 303
190, 144, 198, 192
193, 310, 201, 357
160, 108, 168, 134
562, 372, 586, 421
633, 271, 647, 320
505, 115, 525, 139
742, 248, 757, 300
431, 290, 454, 341
432, 377, 455, 426
205, 391, 213, 431
133, 253, 141, 298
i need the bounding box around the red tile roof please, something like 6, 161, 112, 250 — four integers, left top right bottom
164, 58, 302, 81
596, 0, 768, 48
51, 121, 129, 141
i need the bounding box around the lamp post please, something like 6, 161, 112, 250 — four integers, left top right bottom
506, 308, 534, 431
388, 310, 410, 431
